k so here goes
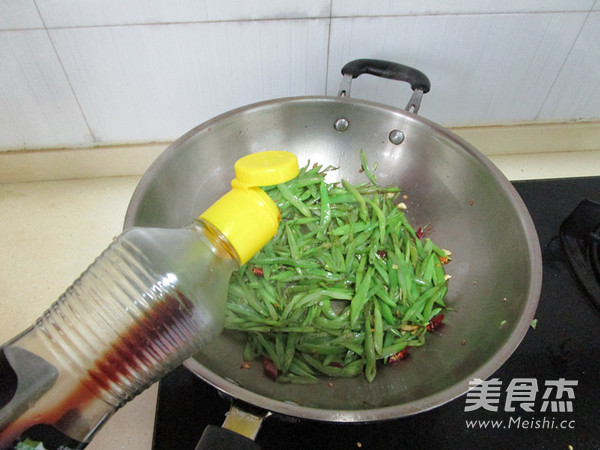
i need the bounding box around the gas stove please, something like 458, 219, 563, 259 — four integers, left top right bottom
152, 176, 600, 450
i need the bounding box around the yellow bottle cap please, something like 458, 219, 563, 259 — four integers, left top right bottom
199, 151, 299, 265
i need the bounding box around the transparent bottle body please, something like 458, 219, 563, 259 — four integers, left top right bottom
0, 220, 238, 448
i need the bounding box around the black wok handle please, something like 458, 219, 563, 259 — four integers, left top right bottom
338, 59, 431, 113
341, 59, 431, 93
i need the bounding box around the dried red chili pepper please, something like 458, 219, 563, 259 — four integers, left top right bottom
252, 267, 264, 277
427, 313, 444, 332
389, 347, 409, 364
261, 356, 278, 380
416, 227, 425, 239
329, 362, 344, 368
377, 250, 387, 259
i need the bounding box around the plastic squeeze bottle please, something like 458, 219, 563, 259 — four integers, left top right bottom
0, 151, 299, 450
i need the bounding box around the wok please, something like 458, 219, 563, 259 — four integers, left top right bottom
124, 59, 542, 439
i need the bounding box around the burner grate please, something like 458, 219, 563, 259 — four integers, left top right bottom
560, 199, 600, 310
591, 223, 600, 283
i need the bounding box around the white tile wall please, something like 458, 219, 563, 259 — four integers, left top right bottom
49, 19, 329, 144
35, 0, 331, 27
332, 0, 595, 16
538, 12, 600, 121
0, 30, 93, 149
0, 0, 43, 30
0, 1, 599, 151
326, 13, 587, 125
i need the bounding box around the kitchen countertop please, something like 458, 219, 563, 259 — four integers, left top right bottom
0, 175, 156, 450
1, 150, 599, 449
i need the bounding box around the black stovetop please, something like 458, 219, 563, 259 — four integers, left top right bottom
152, 177, 600, 450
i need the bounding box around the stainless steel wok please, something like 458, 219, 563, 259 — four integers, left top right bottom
124, 60, 542, 425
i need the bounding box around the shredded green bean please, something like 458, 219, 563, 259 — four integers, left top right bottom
225, 150, 451, 383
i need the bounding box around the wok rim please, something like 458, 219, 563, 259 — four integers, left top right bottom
124, 95, 543, 422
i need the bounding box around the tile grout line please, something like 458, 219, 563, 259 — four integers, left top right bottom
31, 1, 97, 143
323, 0, 334, 95
534, 8, 593, 120
1, 10, 595, 32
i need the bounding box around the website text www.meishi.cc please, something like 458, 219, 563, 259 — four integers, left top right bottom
465, 416, 576, 430
463, 377, 578, 432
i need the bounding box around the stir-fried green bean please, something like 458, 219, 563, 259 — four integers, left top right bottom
225, 150, 451, 383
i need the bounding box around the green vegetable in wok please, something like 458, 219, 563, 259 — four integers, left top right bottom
225, 151, 451, 383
